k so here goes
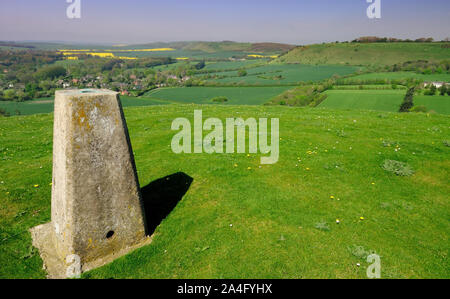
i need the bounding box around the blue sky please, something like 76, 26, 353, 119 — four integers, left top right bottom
0, 0, 449, 44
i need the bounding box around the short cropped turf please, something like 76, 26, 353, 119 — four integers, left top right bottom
0, 105, 449, 278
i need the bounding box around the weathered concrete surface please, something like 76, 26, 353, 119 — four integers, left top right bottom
31, 89, 150, 278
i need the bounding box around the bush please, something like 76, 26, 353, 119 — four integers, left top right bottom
382, 160, 414, 176
211, 96, 228, 103
238, 69, 247, 77
0, 108, 9, 117
410, 105, 428, 113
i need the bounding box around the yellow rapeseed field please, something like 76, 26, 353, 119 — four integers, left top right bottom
59, 50, 137, 60
248, 54, 279, 59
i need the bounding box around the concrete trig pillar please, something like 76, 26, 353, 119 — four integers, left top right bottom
31, 89, 151, 278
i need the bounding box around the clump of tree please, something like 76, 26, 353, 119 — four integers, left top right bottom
424, 84, 437, 96
439, 84, 448, 96
195, 61, 206, 70
399, 86, 415, 112
352, 36, 435, 43
34, 65, 67, 80
385, 60, 450, 75
267, 84, 331, 107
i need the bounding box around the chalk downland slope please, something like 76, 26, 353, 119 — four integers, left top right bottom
277, 42, 450, 66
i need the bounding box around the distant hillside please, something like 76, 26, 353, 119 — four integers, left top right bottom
4, 41, 294, 54
180, 41, 252, 53
0, 41, 35, 49
128, 41, 295, 53
250, 43, 296, 52
276, 42, 450, 66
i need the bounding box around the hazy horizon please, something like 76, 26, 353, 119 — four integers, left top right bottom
1, 0, 449, 45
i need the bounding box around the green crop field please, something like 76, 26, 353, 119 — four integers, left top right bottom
320, 90, 405, 112
204, 60, 267, 71
0, 96, 168, 116
415, 95, 450, 114
320, 90, 450, 114
277, 42, 450, 66
0, 105, 449, 279
202, 64, 359, 85
145, 86, 292, 105
347, 72, 450, 82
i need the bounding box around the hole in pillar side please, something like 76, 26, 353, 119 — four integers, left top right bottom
106, 230, 115, 239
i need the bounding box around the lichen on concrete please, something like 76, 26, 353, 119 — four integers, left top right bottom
31, 89, 150, 278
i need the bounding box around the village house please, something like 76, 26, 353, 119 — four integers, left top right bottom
424, 81, 447, 88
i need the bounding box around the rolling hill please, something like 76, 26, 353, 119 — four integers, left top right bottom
276, 42, 450, 66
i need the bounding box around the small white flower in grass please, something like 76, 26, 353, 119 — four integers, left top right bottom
229, 224, 233, 227
356, 263, 361, 267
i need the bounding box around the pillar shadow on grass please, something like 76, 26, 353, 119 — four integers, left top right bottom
141, 172, 193, 236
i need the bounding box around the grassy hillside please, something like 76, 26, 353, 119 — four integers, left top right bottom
0, 105, 449, 279
277, 43, 450, 66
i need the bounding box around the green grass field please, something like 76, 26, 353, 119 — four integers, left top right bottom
0, 105, 449, 279
0, 96, 168, 116
320, 90, 450, 114
277, 42, 450, 66
145, 86, 292, 105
